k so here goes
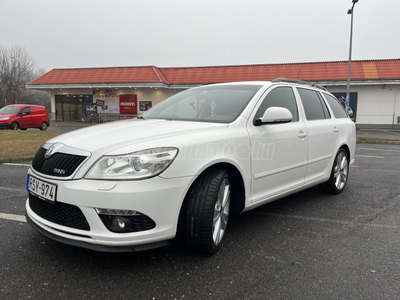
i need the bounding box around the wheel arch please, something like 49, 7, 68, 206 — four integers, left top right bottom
10, 121, 20, 129
339, 143, 350, 160
177, 162, 246, 232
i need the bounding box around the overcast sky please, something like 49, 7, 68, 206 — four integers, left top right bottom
1, 0, 399, 71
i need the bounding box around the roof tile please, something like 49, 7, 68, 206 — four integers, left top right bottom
28, 59, 400, 86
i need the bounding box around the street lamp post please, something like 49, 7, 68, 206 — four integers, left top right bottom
345, 0, 359, 114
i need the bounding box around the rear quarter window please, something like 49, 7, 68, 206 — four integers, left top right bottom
323, 94, 348, 118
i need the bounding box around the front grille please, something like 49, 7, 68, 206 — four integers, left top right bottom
32, 147, 86, 177
29, 194, 90, 231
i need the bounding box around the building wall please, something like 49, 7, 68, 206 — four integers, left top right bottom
48, 84, 400, 127
50, 87, 181, 120
328, 84, 400, 128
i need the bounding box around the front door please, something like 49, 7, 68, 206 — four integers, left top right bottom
247, 86, 308, 203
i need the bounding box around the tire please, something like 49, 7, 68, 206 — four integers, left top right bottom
180, 168, 231, 254
10, 122, 18, 130
40, 122, 48, 131
319, 149, 349, 194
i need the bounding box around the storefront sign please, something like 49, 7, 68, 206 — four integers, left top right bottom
139, 101, 152, 111
119, 95, 137, 114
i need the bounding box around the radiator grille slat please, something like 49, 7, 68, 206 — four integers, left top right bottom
32, 147, 87, 177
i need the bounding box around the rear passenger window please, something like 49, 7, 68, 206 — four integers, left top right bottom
323, 94, 348, 118
255, 87, 299, 122
297, 88, 329, 120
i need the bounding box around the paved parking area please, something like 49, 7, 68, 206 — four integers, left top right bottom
0, 144, 399, 299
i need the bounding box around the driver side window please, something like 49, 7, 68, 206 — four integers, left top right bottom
255, 87, 299, 122
20, 107, 31, 115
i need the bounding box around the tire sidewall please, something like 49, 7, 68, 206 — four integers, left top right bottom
330, 149, 349, 194
40, 122, 48, 131
181, 168, 231, 254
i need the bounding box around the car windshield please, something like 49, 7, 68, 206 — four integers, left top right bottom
0, 106, 21, 115
141, 84, 262, 123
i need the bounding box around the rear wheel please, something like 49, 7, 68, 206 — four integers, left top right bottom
319, 149, 349, 194
10, 122, 18, 130
180, 168, 231, 254
40, 122, 48, 131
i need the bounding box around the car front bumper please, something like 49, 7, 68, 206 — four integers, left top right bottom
26, 169, 194, 252
0, 123, 11, 129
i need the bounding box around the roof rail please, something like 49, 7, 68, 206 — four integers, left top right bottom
272, 78, 327, 91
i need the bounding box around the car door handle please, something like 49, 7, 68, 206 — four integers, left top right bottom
333, 127, 339, 133
298, 131, 307, 138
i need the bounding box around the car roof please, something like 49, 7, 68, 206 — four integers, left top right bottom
6, 104, 46, 108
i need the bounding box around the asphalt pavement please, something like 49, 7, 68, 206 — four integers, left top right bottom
1, 144, 400, 299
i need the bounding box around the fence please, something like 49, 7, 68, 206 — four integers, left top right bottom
97, 114, 137, 123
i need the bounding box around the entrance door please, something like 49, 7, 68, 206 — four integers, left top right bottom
56, 103, 63, 121
62, 103, 78, 121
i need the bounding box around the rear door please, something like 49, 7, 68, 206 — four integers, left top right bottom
295, 88, 339, 182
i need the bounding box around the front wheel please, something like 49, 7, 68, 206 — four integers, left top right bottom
180, 168, 231, 254
319, 149, 349, 194
10, 122, 18, 130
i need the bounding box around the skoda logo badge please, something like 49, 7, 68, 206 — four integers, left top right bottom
44, 146, 54, 159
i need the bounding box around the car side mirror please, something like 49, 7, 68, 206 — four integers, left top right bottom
255, 107, 293, 126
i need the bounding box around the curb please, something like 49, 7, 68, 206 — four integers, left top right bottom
356, 140, 400, 145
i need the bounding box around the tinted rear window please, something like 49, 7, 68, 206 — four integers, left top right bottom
297, 88, 329, 120
323, 93, 348, 118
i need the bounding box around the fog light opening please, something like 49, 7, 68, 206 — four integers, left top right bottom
96, 208, 156, 233
108, 216, 132, 233
113, 218, 126, 230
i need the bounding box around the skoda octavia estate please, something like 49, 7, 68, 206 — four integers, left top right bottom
26, 79, 356, 254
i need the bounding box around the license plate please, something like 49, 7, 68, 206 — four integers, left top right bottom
27, 175, 57, 203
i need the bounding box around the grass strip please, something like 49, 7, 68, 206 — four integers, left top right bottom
0, 131, 65, 159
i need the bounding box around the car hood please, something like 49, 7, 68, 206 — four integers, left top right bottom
46, 119, 228, 154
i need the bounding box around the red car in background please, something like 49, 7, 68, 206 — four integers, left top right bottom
0, 104, 50, 130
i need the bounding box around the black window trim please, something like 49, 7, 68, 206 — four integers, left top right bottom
317, 92, 331, 119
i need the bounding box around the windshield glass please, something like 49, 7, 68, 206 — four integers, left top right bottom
0, 106, 21, 115
141, 84, 262, 123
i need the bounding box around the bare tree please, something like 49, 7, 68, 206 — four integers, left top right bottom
0, 45, 35, 107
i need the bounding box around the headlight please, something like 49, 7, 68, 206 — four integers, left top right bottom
0, 117, 10, 121
85, 147, 178, 180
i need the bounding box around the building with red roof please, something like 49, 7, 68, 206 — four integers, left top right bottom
27, 59, 400, 127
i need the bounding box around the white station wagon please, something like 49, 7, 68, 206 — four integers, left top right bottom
26, 79, 356, 254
